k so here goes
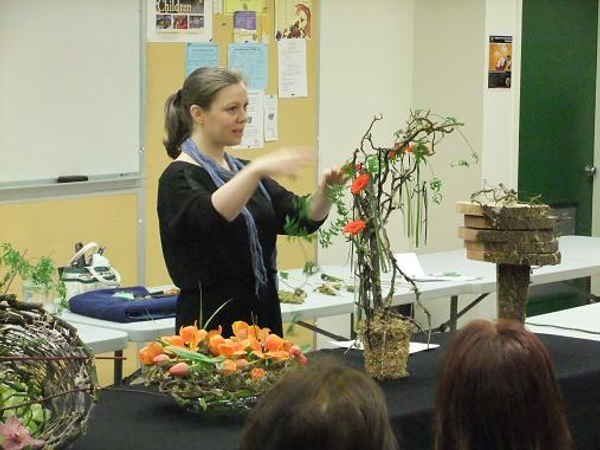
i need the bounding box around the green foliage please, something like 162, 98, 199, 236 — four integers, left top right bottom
318, 183, 349, 248
302, 260, 318, 276
282, 195, 316, 242
0, 242, 66, 301
0, 368, 51, 438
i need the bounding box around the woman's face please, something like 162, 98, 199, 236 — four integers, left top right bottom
196, 82, 248, 148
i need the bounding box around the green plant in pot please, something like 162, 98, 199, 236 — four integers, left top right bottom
0, 243, 66, 311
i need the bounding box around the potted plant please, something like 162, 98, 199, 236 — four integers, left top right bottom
324, 110, 470, 379
0, 242, 66, 311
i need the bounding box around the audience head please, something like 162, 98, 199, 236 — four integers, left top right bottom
163, 66, 245, 158
240, 357, 398, 450
434, 319, 572, 450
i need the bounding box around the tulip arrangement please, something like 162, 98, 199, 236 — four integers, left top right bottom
138, 320, 307, 413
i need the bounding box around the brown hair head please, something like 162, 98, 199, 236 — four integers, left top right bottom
162, 67, 245, 159
240, 357, 398, 450
434, 319, 572, 450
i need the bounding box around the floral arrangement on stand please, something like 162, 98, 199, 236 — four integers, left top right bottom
138, 320, 307, 414
322, 110, 471, 379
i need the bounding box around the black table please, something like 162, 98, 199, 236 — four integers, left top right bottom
71, 333, 600, 450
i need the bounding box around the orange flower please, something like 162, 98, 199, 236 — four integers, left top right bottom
343, 220, 366, 237
161, 335, 185, 347
218, 359, 237, 375
250, 368, 266, 380
264, 334, 285, 352
351, 173, 370, 195
232, 321, 250, 339
208, 334, 227, 356
264, 350, 290, 361
138, 341, 165, 365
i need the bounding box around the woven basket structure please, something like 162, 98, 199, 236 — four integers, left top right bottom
0, 295, 98, 449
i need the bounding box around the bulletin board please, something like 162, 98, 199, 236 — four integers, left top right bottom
144, 0, 320, 285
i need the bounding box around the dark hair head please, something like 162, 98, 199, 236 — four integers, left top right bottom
434, 319, 572, 450
163, 67, 245, 159
241, 357, 398, 450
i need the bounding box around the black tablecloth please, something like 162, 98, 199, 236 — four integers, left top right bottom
71, 333, 600, 450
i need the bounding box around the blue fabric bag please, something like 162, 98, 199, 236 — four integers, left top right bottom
68, 286, 177, 323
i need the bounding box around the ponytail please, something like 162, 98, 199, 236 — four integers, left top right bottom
163, 89, 190, 159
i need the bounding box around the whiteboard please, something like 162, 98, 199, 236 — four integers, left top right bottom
0, 0, 141, 186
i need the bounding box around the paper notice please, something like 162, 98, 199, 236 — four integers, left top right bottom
277, 38, 307, 98
234, 90, 264, 149
264, 94, 278, 141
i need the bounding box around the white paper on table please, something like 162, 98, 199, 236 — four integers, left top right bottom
277, 39, 307, 98
329, 340, 440, 354
393, 252, 479, 282
234, 90, 264, 149
264, 94, 278, 141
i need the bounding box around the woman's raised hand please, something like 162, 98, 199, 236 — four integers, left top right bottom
249, 148, 314, 179
318, 166, 347, 191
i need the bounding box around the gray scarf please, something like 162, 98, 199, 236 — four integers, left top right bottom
181, 138, 274, 296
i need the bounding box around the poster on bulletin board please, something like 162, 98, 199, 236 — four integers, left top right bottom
488, 35, 512, 89
224, 0, 265, 14
147, 0, 213, 42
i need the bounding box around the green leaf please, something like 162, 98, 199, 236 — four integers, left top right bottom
167, 347, 224, 364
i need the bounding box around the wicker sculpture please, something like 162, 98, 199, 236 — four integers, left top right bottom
0, 295, 98, 449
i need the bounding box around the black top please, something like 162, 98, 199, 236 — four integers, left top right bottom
157, 160, 323, 336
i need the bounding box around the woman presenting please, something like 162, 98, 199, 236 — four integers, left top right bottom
158, 67, 344, 336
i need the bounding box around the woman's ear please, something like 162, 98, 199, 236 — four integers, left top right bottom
190, 104, 204, 124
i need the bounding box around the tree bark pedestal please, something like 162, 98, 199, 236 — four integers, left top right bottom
496, 263, 531, 323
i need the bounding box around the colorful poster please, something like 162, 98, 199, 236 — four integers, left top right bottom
233, 11, 257, 42
147, 0, 213, 42
186, 43, 219, 76
227, 43, 268, 90
224, 0, 265, 14
275, 0, 312, 40
488, 35, 512, 89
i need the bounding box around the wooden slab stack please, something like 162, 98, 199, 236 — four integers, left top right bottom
456, 201, 561, 266
456, 201, 561, 323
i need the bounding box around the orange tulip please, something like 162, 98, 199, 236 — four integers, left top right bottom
265, 334, 285, 352
161, 335, 185, 347
208, 334, 226, 356
138, 341, 165, 365
250, 368, 266, 380
256, 327, 271, 344
218, 359, 237, 375
232, 321, 250, 339
265, 350, 290, 361
180, 324, 199, 345
217, 343, 236, 358
207, 326, 223, 341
